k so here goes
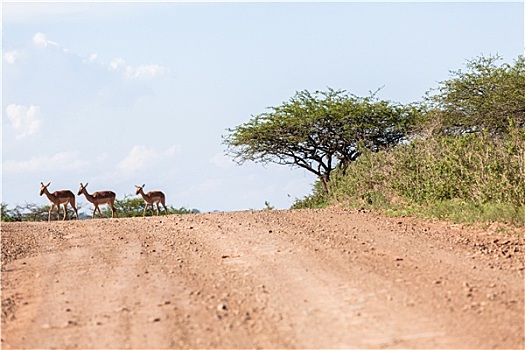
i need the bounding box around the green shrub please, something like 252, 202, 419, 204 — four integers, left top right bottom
299, 126, 525, 226
291, 181, 330, 209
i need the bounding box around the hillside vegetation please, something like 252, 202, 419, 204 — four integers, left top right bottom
291, 55, 525, 226
294, 128, 524, 225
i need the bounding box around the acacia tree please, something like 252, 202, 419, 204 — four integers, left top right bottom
425, 55, 525, 135
224, 89, 418, 194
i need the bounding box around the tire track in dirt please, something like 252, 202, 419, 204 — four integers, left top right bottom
186, 212, 454, 348
2, 221, 190, 348
248, 209, 524, 348
1, 209, 524, 349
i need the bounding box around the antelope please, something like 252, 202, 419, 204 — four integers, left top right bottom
77, 183, 118, 218
135, 184, 168, 217
39, 182, 78, 222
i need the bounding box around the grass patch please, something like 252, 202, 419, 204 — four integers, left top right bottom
337, 199, 525, 227
420, 200, 525, 226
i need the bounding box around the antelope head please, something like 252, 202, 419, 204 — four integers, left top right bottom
40, 182, 51, 196
135, 184, 145, 195
78, 182, 89, 195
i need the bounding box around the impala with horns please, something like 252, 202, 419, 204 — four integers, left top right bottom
77, 183, 118, 219
39, 182, 78, 222
135, 184, 168, 217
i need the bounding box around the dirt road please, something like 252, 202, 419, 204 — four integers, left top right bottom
2, 208, 524, 349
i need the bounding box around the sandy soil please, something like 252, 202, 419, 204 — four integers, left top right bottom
1, 208, 524, 349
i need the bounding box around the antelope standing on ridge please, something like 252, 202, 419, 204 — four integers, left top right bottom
39, 182, 78, 222
77, 183, 118, 218
135, 184, 168, 217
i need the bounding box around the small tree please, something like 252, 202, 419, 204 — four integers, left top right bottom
21, 203, 50, 221
104, 195, 146, 218
224, 88, 418, 194
425, 54, 525, 135
1, 203, 14, 222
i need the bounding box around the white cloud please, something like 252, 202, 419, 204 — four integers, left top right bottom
11, 32, 170, 88
117, 144, 180, 173
117, 145, 156, 172
110, 57, 126, 70
4, 50, 21, 64
109, 58, 170, 81
4, 151, 89, 174
88, 53, 98, 62
108, 57, 169, 81
32, 32, 58, 48
125, 64, 170, 81
6, 104, 42, 139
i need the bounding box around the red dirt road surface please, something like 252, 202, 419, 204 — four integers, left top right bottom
1, 208, 524, 349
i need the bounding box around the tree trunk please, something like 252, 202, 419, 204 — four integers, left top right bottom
319, 173, 330, 195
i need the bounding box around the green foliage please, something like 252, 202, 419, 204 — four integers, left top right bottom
390, 129, 524, 207
1, 203, 14, 222
292, 55, 525, 226
418, 200, 525, 226
23, 203, 54, 221
263, 201, 275, 211
322, 127, 525, 226
100, 195, 199, 218
107, 196, 147, 218
224, 88, 419, 194
169, 206, 200, 215
291, 181, 330, 209
425, 55, 525, 135
0, 202, 79, 222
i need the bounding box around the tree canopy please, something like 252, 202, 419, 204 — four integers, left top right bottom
425, 55, 525, 135
224, 89, 419, 194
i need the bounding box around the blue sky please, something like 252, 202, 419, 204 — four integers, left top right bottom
2, 1, 524, 213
